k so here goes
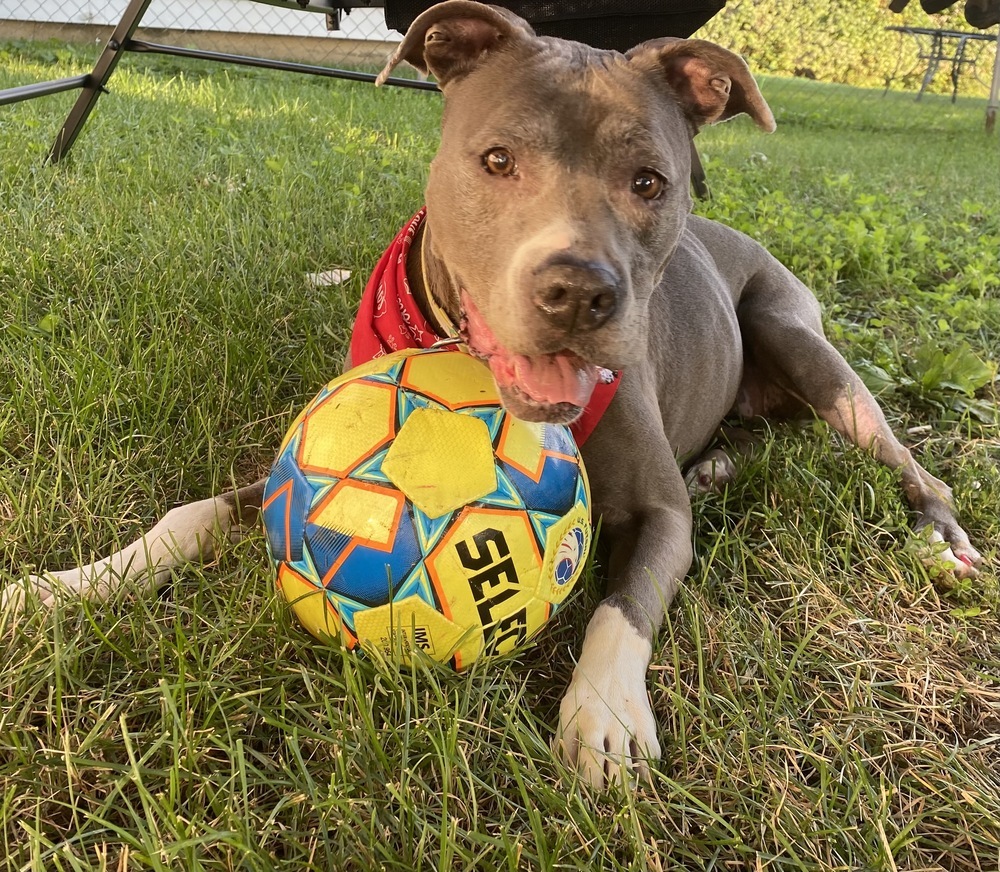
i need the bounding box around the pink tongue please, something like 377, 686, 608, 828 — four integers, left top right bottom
489, 353, 598, 407
461, 291, 599, 408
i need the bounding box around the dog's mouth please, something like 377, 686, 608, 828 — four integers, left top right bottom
458, 291, 599, 425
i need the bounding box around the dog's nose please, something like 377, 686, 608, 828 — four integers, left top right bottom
532, 258, 620, 332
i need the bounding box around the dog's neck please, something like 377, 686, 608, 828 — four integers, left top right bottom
406, 219, 461, 338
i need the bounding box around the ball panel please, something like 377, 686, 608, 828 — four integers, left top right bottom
501, 453, 584, 516
277, 351, 414, 455
495, 417, 546, 481
305, 482, 421, 607
299, 381, 396, 479
399, 349, 500, 409
425, 508, 543, 663
353, 593, 469, 664
383, 407, 498, 518
309, 480, 404, 550
496, 416, 584, 515
277, 563, 356, 648
262, 441, 314, 563
321, 513, 421, 607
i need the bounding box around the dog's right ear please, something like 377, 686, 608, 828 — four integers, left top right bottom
377, 1, 534, 87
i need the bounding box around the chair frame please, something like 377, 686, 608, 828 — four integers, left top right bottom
0, 0, 434, 163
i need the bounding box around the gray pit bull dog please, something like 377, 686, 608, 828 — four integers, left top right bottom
9, 0, 983, 789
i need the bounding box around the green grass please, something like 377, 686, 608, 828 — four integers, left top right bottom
2, 41, 999, 871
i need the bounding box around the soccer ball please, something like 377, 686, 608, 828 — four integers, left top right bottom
261, 347, 592, 670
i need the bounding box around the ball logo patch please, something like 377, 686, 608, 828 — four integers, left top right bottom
555, 525, 587, 587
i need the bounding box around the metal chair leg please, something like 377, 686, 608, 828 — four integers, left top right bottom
48, 0, 154, 163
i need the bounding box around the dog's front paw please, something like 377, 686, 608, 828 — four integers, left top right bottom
555, 669, 660, 789
553, 603, 660, 789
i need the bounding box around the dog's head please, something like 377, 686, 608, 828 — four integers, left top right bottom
379, 1, 774, 424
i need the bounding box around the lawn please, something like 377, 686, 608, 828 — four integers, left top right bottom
1, 42, 999, 871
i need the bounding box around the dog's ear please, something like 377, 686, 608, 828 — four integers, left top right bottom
377, 1, 534, 87
626, 38, 775, 132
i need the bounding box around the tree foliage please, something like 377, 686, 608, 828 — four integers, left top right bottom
698, 0, 993, 94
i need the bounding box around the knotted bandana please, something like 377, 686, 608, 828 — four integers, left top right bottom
350, 209, 621, 446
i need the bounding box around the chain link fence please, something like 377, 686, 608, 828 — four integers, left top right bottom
2, 0, 998, 134
2, 0, 397, 70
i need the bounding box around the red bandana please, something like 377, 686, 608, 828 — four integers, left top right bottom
350, 209, 620, 446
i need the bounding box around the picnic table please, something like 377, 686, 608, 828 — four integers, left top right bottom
886, 24, 997, 102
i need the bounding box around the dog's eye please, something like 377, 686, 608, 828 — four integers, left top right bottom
483, 148, 517, 177
631, 170, 665, 200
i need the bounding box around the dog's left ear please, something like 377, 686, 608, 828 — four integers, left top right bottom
627, 38, 775, 132
377, 0, 534, 87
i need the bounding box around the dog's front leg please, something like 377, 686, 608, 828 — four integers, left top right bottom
555, 400, 693, 789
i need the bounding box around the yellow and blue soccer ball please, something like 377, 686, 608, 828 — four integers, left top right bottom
261, 347, 592, 670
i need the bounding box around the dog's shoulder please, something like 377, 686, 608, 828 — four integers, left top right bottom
684, 214, 768, 261
678, 214, 775, 289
